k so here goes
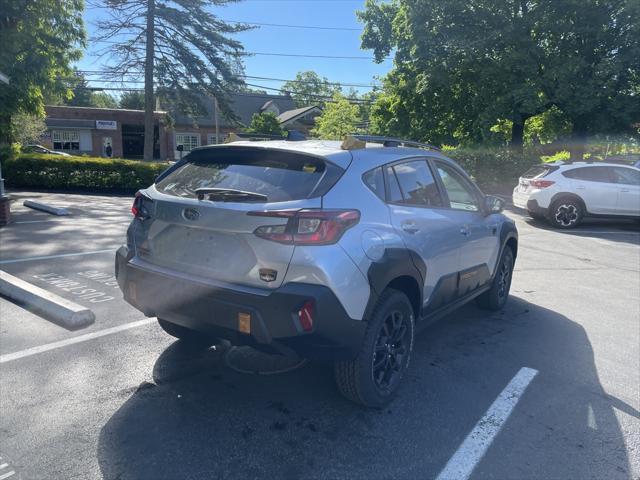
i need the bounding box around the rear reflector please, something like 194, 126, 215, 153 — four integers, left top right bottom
298, 300, 314, 332
238, 312, 251, 334
249, 209, 360, 245
529, 179, 555, 189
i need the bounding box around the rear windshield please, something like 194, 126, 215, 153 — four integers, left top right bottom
522, 165, 558, 179
156, 147, 342, 202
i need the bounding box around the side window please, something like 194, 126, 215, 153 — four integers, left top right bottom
362, 167, 385, 200
386, 166, 404, 203
563, 167, 613, 183
612, 167, 640, 186
385, 160, 443, 207
434, 162, 480, 212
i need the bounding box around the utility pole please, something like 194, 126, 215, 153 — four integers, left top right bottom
214, 96, 220, 144
0, 71, 10, 226
142, 0, 155, 161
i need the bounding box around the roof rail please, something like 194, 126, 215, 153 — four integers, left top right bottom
341, 134, 441, 152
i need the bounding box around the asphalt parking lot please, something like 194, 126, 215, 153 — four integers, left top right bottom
0, 191, 639, 480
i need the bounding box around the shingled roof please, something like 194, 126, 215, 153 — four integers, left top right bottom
171, 92, 297, 128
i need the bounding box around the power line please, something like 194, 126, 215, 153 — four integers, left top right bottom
224, 19, 360, 31
85, 41, 387, 60
70, 83, 375, 104
72, 70, 381, 89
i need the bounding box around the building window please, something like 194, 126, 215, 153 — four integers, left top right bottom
52, 130, 80, 151
175, 133, 201, 152
206, 134, 219, 145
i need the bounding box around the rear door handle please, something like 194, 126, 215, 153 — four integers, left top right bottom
620, 189, 630, 193
401, 221, 419, 234
460, 225, 470, 236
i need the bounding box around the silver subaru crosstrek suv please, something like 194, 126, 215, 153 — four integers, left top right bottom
116, 136, 518, 407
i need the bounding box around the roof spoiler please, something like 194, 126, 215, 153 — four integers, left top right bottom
341, 134, 441, 152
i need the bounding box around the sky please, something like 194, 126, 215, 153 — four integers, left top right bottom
77, 0, 393, 97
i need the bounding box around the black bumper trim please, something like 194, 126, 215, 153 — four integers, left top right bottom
115, 247, 367, 360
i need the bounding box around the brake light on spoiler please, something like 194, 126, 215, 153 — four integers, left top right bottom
248, 209, 360, 245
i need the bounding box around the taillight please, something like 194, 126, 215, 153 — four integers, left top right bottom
529, 179, 555, 189
248, 209, 360, 245
131, 191, 151, 219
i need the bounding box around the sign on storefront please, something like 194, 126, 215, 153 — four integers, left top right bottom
96, 120, 117, 130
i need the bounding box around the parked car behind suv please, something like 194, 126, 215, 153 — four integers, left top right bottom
116, 136, 518, 407
513, 162, 640, 228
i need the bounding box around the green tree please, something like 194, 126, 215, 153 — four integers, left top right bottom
245, 112, 285, 136
535, 0, 640, 161
312, 93, 361, 140
119, 91, 146, 110
0, 0, 85, 143
94, 0, 250, 160
10, 113, 47, 145
282, 71, 341, 108
359, 0, 640, 158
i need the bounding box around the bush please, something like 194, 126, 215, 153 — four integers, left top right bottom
448, 148, 540, 193
0, 153, 170, 192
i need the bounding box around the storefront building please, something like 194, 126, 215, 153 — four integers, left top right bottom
44, 106, 170, 160
43, 93, 321, 161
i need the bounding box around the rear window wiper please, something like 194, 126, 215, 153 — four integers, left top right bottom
195, 187, 268, 202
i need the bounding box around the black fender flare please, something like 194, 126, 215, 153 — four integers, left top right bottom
497, 221, 518, 277
363, 248, 425, 321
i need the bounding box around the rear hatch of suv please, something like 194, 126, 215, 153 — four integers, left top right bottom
515, 164, 559, 193
133, 146, 345, 289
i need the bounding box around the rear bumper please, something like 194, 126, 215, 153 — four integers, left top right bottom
526, 199, 548, 216
115, 246, 367, 360
512, 189, 530, 210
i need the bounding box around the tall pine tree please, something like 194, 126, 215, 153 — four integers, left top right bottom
94, 0, 250, 159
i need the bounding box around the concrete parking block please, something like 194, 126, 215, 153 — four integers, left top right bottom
0, 270, 94, 329
23, 200, 70, 216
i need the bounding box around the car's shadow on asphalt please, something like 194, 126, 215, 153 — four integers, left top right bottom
96, 297, 635, 480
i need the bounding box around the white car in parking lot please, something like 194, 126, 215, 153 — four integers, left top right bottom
513, 162, 640, 228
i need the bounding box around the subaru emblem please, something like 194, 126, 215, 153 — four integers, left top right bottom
183, 208, 200, 221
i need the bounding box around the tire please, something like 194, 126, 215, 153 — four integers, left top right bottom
334, 289, 415, 408
157, 318, 214, 346
548, 197, 584, 229
476, 247, 514, 311
528, 211, 546, 221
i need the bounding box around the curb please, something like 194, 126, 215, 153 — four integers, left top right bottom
23, 200, 70, 216
0, 270, 95, 329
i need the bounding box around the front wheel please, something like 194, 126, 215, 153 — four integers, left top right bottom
476, 247, 514, 311
334, 289, 415, 408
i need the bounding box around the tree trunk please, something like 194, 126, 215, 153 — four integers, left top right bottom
143, 0, 155, 161
510, 117, 525, 153
569, 120, 588, 162
0, 114, 12, 145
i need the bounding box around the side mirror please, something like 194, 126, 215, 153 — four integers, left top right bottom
484, 195, 505, 215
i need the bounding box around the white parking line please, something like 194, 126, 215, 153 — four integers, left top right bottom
0, 318, 155, 364
0, 471, 15, 480
436, 367, 539, 480
0, 249, 115, 265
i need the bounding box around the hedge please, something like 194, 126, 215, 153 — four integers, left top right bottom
447, 148, 540, 193
1, 148, 540, 195
1, 154, 170, 192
